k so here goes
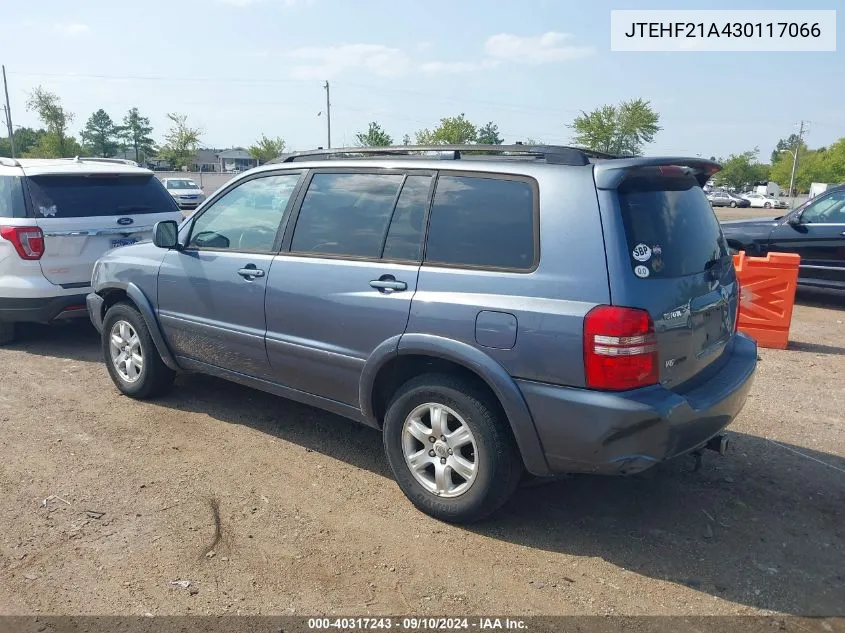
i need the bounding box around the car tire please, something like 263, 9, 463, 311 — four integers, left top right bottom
730, 201, 737, 208
382, 373, 523, 524
764, 202, 772, 208
0, 321, 15, 346
102, 301, 175, 399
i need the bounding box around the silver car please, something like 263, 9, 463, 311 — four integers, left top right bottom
161, 178, 206, 212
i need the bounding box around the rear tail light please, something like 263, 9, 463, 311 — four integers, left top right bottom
583, 305, 659, 391
0, 226, 45, 260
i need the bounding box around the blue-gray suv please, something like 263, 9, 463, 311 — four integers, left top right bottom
87, 145, 757, 523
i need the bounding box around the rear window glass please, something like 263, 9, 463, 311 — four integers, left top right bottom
618, 176, 728, 279
26, 174, 178, 218
0, 176, 26, 218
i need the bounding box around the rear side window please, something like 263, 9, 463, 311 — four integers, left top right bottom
0, 176, 26, 218
618, 175, 728, 279
291, 173, 404, 258
425, 175, 536, 270
25, 174, 178, 218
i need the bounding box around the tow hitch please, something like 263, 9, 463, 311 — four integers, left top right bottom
691, 433, 730, 471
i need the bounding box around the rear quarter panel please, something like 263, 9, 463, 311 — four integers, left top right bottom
407, 166, 610, 388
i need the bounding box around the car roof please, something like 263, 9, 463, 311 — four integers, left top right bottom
0, 157, 152, 177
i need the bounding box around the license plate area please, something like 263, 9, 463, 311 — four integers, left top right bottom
111, 237, 138, 248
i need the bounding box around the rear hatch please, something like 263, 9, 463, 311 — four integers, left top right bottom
595, 160, 738, 390
24, 172, 180, 287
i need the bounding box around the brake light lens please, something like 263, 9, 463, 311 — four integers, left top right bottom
583, 305, 659, 391
0, 226, 45, 260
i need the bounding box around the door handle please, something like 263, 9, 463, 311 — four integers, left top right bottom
370, 276, 407, 293
237, 266, 265, 279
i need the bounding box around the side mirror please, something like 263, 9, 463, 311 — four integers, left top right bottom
152, 220, 179, 249
787, 212, 802, 227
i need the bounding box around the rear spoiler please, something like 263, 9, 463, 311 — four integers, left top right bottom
593, 157, 721, 190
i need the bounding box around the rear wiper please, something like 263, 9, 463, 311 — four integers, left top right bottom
116, 205, 156, 212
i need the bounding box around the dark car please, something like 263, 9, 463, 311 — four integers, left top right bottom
86, 145, 756, 523
721, 184, 845, 290
708, 191, 751, 208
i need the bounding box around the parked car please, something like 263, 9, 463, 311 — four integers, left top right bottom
0, 157, 182, 345
708, 190, 750, 208
741, 192, 788, 209
86, 145, 757, 523
161, 178, 207, 212
722, 184, 845, 290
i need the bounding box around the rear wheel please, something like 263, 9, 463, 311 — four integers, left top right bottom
102, 302, 175, 399
0, 321, 15, 346
382, 373, 522, 523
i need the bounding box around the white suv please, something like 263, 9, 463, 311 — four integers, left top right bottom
0, 157, 183, 344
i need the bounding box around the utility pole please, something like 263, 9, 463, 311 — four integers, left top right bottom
323, 80, 331, 149
787, 120, 804, 205
2, 65, 15, 158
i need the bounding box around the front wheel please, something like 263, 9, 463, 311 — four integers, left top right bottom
764, 202, 772, 208
102, 301, 175, 399
383, 373, 523, 523
730, 201, 737, 208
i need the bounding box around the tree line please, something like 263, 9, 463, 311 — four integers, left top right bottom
2, 87, 842, 192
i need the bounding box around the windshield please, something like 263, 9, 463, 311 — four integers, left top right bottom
165, 179, 199, 190
618, 175, 729, 279
26, 174, 178, 217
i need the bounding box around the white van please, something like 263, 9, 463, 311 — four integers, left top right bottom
0, 157, 182, 344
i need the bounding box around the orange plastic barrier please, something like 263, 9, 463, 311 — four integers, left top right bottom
732, 251, 800, 350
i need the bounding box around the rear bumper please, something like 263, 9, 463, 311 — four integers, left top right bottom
0, 294, 90, 323
517, 333, 758, 475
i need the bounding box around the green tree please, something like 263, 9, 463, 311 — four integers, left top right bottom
569, 98, 660, 156
713, 149, 768, 191
121, 107, 156, 163
416, 113, 477, 145
248, 134, 286, 163
476, 121, 503, 145
25, 86, 76, 157
355, 121, 393, 147
770, 134, 805, 164
81, 109, 120, 157
0, 127, 44, 157
157, 113, 202, 170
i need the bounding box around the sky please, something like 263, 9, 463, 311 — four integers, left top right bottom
1, 0, 843, 159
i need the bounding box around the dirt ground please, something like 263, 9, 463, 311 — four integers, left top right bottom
0, 209, 843, 617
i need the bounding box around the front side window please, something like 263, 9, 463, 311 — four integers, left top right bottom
188, 172, 301, 251
801, 191, 845, 224
290, 172, 405, 258
424, 175, 536, 270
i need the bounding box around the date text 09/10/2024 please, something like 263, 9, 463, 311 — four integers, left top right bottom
307, 617, 528, 630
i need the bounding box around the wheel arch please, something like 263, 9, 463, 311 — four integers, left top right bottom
360, 333, 552, 476
97, 282, 181, 372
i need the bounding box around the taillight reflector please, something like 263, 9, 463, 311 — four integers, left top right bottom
0, 226, 45, 260
583, 305, 659, 391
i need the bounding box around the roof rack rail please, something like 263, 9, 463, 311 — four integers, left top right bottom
269, 144, 623, 166
71, 156, 139, 166
0, 156, 21, 167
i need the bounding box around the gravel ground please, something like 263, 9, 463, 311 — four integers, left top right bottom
0, 209, 842, 617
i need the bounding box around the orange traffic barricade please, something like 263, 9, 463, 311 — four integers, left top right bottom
732, 251, 800, 349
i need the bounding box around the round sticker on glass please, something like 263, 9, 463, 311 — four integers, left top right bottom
632, 243, 652, 262
634, 265, 650, 279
